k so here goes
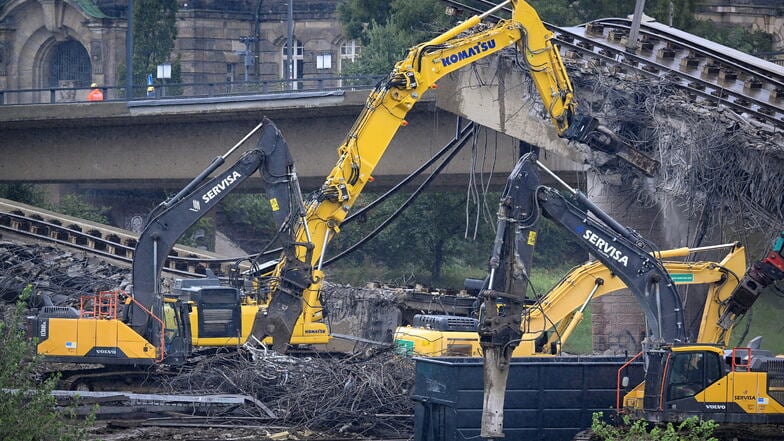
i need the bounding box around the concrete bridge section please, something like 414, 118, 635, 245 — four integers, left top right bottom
0, 90, 581, 194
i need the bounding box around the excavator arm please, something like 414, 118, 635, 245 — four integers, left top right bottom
129, 118, 300, 360
478, 152, 684, 437
252, 0, 660, 352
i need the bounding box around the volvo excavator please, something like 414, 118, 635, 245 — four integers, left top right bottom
472, 155, 784, 439
249, 0, 662, 352
393, 241, 748, 358
28, 118, 330, 372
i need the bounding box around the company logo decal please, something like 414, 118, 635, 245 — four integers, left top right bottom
582, 229, 629, 267
441, 39, 497, 67
202, 171, 242, 204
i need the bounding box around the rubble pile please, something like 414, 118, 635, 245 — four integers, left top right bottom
164, 348, 415, 437
569, 65, 784, 240
0, 240, 416, 437
0, 241, 128, 306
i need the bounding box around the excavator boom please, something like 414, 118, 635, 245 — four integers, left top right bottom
252, 0, 661, 353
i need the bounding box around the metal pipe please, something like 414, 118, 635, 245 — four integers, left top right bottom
223, 120, 265, 159
161, 121, 265, 209
317, 230, 329, 271
126, 0, 134, 99
536, 160, 576, 194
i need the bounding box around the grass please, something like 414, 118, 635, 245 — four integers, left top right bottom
730, 290, 784, 354
530, 265, 594, 354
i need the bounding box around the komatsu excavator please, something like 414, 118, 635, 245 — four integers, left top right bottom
250, 0, 662, 352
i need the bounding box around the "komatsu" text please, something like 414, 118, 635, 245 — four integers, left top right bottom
441, 39, 497, 67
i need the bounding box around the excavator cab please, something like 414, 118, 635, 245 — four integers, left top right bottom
625, 344, 784, 427
161, 297, 192, 364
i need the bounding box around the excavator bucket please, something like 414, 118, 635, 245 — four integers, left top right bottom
253, 291, 304, 353
251, 264, 311, 352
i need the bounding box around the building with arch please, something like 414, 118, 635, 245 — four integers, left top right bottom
0, 0, 359, 102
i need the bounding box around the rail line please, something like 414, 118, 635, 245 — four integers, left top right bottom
444, 0, 784, 128
0, 197, 252, 277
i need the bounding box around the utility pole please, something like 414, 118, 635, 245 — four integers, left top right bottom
254, 0, 263, 80
126, 0, 134, 98
286, 0, 293, 89
626, 0, 646, 53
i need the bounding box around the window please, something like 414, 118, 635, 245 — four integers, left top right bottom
316, 53, 332, 69
340, 40, 361, 64
667, 351, 722, 401
281, 39, 304, 89
338, 40, 362, 87
226, 63, 236, 83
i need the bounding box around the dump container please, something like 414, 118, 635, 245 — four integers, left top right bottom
413, 356, 644, 441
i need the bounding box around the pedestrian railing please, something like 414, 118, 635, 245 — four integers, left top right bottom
0, 75, 385, 105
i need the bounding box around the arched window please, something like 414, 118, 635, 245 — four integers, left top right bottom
337, 40, 361, 87
48, 40, 91, 88
281, 39, 304, 89
339, 39, 361, 69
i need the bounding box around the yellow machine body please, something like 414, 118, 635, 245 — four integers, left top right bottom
395, 245, 746, 357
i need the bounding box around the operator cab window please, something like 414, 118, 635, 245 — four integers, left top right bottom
667, 351, 723, 400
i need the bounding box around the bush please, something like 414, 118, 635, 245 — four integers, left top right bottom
0, 299, 93, 440
591, 412, 718, 441
49, 194, 109, 224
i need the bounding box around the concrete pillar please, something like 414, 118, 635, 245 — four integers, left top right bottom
587, 171, 664, 355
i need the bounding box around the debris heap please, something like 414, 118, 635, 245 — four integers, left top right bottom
164, 348, 415, 437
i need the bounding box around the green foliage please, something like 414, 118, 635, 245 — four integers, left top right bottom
591, 412, 718, 441
327, 191, 585, 288
731, 290, 784, 355
0, 301, 93, 440
527, 0, 581, 26
690, 21, 773, 56
177, 216, 215, 251
123, 0, 181, 96
339, 0, 454, 76
341, 18, 421, 76
337, 0, 391, 41
0, 183, 46, 206
221, 194, 277, 238
48, 194, 109, 224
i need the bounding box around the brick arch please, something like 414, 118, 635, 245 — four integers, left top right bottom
1, 0, 96, 98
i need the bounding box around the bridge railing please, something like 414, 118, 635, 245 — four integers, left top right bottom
0, 75, 385, 106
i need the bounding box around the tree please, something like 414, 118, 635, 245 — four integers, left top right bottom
0, 301, 93, 440
119, 0, 181, 96
49, 194, 109, 224
337, 0, 391, 41
0, 184, 45, 206
339, 0, 454, 76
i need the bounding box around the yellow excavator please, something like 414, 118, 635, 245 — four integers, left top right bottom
470, 154, 784, 438
250, 0, 661, 352
393, 242, 748, 358
28, 118, 326, 369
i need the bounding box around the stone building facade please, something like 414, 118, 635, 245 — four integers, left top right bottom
696, 0, 784, 53
0, 0, 357, 101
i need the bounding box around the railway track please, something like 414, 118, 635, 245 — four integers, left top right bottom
445, 0, 784, 129
0, 197, 251, 278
